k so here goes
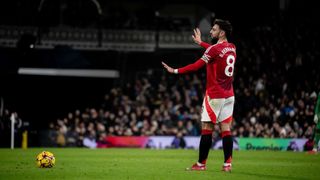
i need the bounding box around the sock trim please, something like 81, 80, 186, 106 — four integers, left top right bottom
225, 156, 232, 163
201, 129, 213, 135
221, 131, 231, 138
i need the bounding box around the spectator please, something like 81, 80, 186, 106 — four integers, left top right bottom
171, 132, 186, 149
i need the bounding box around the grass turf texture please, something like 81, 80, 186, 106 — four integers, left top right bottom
0, 148, 319, 179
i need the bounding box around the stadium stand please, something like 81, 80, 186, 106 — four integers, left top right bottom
1, 0, 319, 147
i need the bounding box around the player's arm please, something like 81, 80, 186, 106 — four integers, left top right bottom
162, 59, 206, 74
192, 28, 211, 49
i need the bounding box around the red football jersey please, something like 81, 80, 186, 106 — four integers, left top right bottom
202, 41, 236, 98
177, 41, 236, 99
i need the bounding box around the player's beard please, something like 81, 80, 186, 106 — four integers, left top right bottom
211, 36, 218, 40
211, 36, 218, 43
211, 31, 221, 42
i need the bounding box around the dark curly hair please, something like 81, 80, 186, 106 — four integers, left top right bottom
214, 19, 233, 39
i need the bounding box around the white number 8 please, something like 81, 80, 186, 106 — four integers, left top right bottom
225, 55, 235, 77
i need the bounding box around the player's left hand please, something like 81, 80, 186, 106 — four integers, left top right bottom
192, 28, 202, 45
161, 61, 174, 73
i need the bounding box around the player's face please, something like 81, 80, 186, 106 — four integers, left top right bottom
210, 24, 222, 40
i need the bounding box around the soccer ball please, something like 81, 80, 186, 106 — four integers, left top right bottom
36, 151, 55, 168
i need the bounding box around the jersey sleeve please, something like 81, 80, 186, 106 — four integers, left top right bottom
178, 59, 206, 74
201, 45, 218, 63
199, 42, 211, 49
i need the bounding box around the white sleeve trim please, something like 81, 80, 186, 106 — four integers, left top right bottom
201, 54, 210, 63
174, 69, 178, 74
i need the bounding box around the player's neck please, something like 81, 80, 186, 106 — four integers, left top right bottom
218, 37, 228, 44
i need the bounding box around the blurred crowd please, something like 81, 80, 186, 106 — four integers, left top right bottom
49, 71, 318, 147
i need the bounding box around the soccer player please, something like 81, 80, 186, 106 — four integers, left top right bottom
311, 92, 320, 153
162, 19, 236, 172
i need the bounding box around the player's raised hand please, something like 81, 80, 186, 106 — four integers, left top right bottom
192, 28, 202, 45
161, 61, 174, 73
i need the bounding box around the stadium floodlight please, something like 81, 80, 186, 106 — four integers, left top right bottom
18, 68, 119, 78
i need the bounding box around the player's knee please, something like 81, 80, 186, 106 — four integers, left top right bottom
201, 122, 214, 130
220, 123, 232, 138
201, 122, 214, 135
220, 123, 231, 132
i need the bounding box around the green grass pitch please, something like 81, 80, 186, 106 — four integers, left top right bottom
0, 148, 319, 179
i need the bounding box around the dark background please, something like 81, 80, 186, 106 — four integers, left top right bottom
0, 0, 319, 146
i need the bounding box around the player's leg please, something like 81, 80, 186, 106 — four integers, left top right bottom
218, 96, 235, 172
187, 96, 222, 171
187, 122, 214, 171
313, 124, 320, 151
220, 121, 233, 172
198, 122, 214, 163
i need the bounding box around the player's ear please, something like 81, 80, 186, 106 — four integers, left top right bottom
220, 30, 225, 37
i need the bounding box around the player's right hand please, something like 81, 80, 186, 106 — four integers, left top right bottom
192, 28, 202, 45
161, 61, 174, 74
